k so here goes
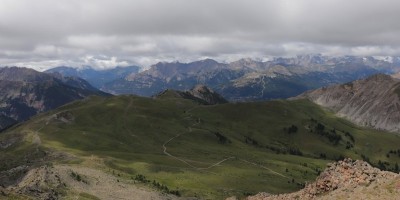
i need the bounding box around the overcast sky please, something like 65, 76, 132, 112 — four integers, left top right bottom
1, 0, 400, 70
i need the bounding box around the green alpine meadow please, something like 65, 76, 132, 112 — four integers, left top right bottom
2, 92, 400, 199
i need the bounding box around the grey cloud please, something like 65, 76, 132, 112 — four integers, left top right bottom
1, 0, 400, 70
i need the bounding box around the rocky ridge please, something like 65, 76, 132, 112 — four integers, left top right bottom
295, 74, 400, 133
187, 85, 228, 105
155, 85, 228, 105
247, 158, 400, 200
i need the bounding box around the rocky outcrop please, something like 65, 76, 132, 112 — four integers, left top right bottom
187, 85, 228, 105
4, 166, 65, 200
247, 158, 400, 200
154, 85, 228, 105
295, 74, 400, 133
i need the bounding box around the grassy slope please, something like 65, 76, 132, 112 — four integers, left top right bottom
2, 94, 400, 199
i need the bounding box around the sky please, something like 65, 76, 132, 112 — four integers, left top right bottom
1, 0, 400, 70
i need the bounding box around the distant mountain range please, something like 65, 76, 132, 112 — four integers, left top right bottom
45, 65, 140, 89
46, 55, 400, 101
295, 73, 400, 133
0, 67, 110, 131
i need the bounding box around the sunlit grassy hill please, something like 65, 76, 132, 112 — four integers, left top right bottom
1, 92, 400, 199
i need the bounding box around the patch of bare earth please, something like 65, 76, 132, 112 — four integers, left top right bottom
56, 165, 179, 200
246, 158, 400, 200
2, 164, 181, 200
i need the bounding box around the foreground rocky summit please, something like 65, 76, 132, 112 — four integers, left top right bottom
247, 158, 400, 200
0, 163, 182, 200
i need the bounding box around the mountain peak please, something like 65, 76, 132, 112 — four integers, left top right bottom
0, 66, 53, 82
188, 85, 228, 105
191, 84, 213, 93
154, 85, 227, 105
239, 57, 256, 62
199, 58, 218, 64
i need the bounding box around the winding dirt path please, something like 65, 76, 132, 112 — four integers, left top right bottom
123, 98, 134, 136
240, 159, 289, 179
161, 107, 235, 171
160, 106, 284, 178
162, 131, 199, 169
197, 156, 235, 170
163, 134, 235, 171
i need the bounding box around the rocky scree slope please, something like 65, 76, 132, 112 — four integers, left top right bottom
295, 74, 400, 133
247, 158, 400, 200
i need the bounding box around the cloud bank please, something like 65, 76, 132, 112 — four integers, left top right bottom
1, 0, 400, 70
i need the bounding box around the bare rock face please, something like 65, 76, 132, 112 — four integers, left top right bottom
154, 85, 228, 105
187, 85, 228, 105
247, 158, 400, 200
295, 74, 400, 133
